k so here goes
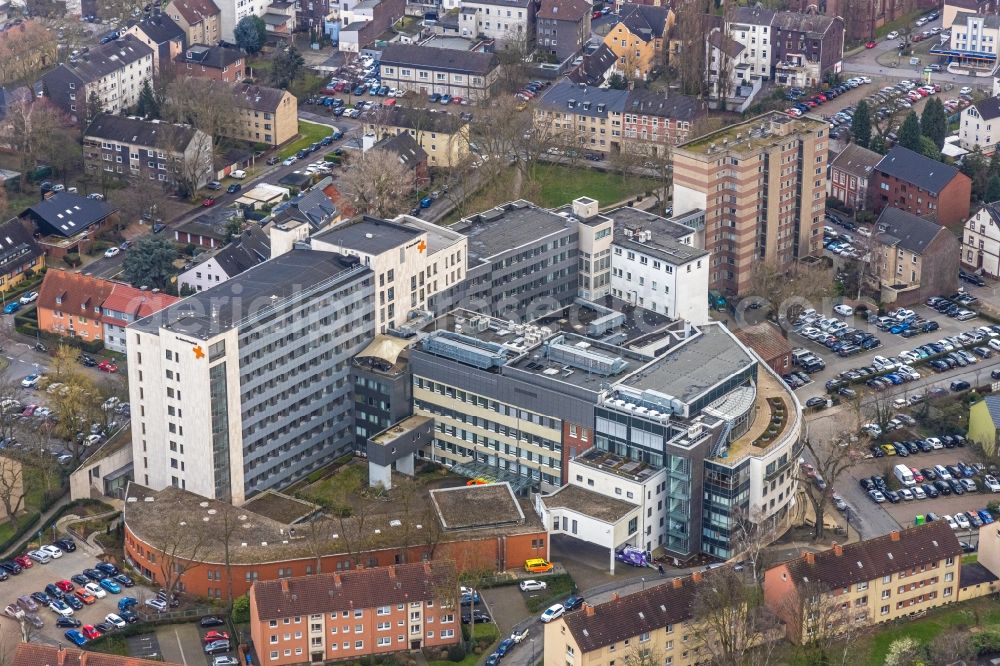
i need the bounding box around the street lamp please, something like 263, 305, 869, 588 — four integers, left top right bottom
530, 638, 536, 665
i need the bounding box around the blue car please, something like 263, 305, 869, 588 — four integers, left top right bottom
420, 196, 433, 208
118, 596, 138, 612
485, 654, 501, 666
3, 301, 20, 314
99, 578, 121, 594
428, 93, 441, 103
65, 629, 87, 646
440, 94, 452, 104
979, 509, 994, 525
495, 639, 515, 657
65, 594, 83, 610
889, 323, 908, 334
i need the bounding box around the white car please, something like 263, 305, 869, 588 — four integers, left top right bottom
540, 603, 565, 623
21, 374, 41, 388
912, 486, 926, 499
19, 291, 38, 304
985, 475, 1000, 492
282, 157, 296, 166
944, 514, 958, 530
961, 86, 973, 95
892, 397, 908, 409
887, 30, 899, 39
955, 513, 972, 529
519, 580, 547, 592
833, 304, 853, 316
898, 488, 914, 501
861, 423, 882, 437
105, 613, 126, 628
84, 434, 102, 447
84, 582, 107, 599
49, 601, 73, 617
104, 247, 120, 258
146, 598, 167, 611
40, 544, 63, 559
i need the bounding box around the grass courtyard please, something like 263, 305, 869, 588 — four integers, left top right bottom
278, 121, 336, 159
532, 164, 657, 208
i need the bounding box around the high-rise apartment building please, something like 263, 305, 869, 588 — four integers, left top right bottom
125, 250, 375, 505
672, 111, 828, 296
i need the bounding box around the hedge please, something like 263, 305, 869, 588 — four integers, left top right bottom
0, 485, 79, 556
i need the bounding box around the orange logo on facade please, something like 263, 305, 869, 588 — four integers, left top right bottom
417, 240, 427, 253
193, 345, 205, 359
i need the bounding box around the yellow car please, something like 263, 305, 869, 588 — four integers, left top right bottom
880, 444, 897, 456
515, 102, 528, 112
524, 558, 554, 573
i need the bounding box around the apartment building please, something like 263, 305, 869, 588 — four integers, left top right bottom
960, 97, 1000, 153
178, 226, 270, 293
310, 215, 468, 333
378, 44, 500, 103
0, 218, 44, 296
229, 84, 298, 146
962, 201, 1000, 277
166, 0, 222, 46
365, 106, 471, 167
828, 143, 881, 211
536, 0, 591, 61
174, 44, 247, 83
872, 207, 959, 306
764, 522, 962, 644
945, 12, 1000, 72
458, 0, 537, 45
13, 644, 184, 666
125, 249, 375, 505
122, 12, 185, 75
214, 0, 271, 42
608, 206, 709, 323
770, 11, 844, 88
37, 36, 154, 123
603, 4, 670, 81
249, 562, 460, 664
337, 0, 405, 52
533, 80, 629, 154
83, 114, 213, 192
621, 89, 705, 153
871, 146, 972, 227
672, 111, 828, 296
102, 284, 180, 353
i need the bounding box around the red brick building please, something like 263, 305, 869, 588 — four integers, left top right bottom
122, 482, 549, 600
14, 643, 183, 666
829, 143, 881, 212
621, 89, 705, 155
734, 322, 793, 375
871, 146, 973, 228
249, 562, 460, 664
174, 43, 246, 83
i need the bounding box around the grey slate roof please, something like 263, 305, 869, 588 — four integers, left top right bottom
707, 29, 745, 58
371, 106, 467, 134
212, 226, 270, 278
84, 114, 196, 150
567, 43, 616, 85
954, 10, 1000, 28
372, 131, 428, 170
624, 89, 704, 121
536, 79, 629, 118
380, 43, 499, 75
312, 216, 421, 255
973, 96, 1000, 121
128, 13, 184, 44
982, 394, 1000, 426
875, 146, 962, 195
830, 143, 882, 180
771, 10, 839, 37
537, 0, 591, 21
731, 5, 775, 26
21, 192, 117, 238
617, 3, 669, 40
874, 207, 948, 255
233, 84, 288, 112
41, 35, 152, 84
0, 218, 43, 277
167, 0, 220, 25
176, 43, 243, 69
272, 188, 338, 230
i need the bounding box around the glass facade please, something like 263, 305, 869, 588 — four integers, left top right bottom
701, 460, 751, 558
209, 360, 231, 501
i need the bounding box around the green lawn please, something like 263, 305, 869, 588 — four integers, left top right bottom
0, 463, 54, 544
429, 653, 480, 666
297, 464, 365, 506
531, 164, 657, 208
278, 121, 336, 159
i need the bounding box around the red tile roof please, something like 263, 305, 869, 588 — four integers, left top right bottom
251, 561, 457, 620
734, 322, 793, 363
38, 269, 115, 319
103, 284, 179, 326
14, 643, 183, 666
168, 0, 220, 25
323, 184, 356, 218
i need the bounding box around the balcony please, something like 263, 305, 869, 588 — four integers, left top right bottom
717, 370, 800, 464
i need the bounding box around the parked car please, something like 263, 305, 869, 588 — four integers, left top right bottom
519, 579, 547, 592
539, 604, 565, 623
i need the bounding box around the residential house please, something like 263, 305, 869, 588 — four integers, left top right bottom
871, 146, 973, 227
941, 12, 1000, 73
262, 0, 297, 39
734, 321, 793, 375
770, 11, 844, 88
960, 97, 1000, 153
544, 568, 773, 666
367, 131, 430, 187
20, 192, 118, 259
248, 562, 460, 663
378, 44, 500, 102
165, 0, 222, 46
621, 89, 704, 154
228, 84, 298, 146
536, 0, 592, 62
764, 523, 962, 644
36, 36, 154, 123
672, 112, 827, 296
123, 12, 185, 76
603, 4, 671, 81
83, 114, 214, 193
871, 207, 960, 306
101, 283, 180, 353
178, 226, 270, 293
269, 183, 342, 234
296, 0, 332, 34
337, 0, 405, 52
944, 0, 999, 30
0, 218, 44, 294
174, 44, 246, 83
968, 394, 1000, 455
458, 0, 537, 46
789, 0, 933, 42
365, 106, 470, 167
36, 270, 111, 345
533, 79, 629, 154
13, 644, 185, 666
705, 26, 756, 107
962, 201, 1000, 277
566, 43, 617, 86
214, 0, 270, 42
828, 143, 881, 211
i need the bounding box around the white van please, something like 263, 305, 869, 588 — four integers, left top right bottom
894, 463, 915, 487
230, 169, 247, 179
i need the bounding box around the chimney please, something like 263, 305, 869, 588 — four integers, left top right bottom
804, 551, 815, 565
891, 531, 900, 542
692, 571, 703, 583
58, 647, 66, 666
612, 593, 620, 602
280, 579, 289, 594
833, 542, 843, 557
387, 567, 396, 580
79, 653, 88, 666
672, 578, 682, 589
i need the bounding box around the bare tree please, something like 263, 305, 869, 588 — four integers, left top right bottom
144, 502, 212, 595
209, 501, 244, 605
157, 123, 215, 199
692, 568, 781, 666
730, 506, 780, 589
0, 455, 25, 532
864, 391, 896, 435
0, 21, 58, 85
340, 148, 416, 218
672, 0, 712, 97
781, 579, 860, 665
801, 431, 867, 541
2, 97, 76, 191
746, 261, 837, 334
164, 78, 239, 155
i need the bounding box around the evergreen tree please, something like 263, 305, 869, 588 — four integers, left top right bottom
234, 16, 266, 55
608, 73, 628, 90
851, 100, 872, 148
920, 97, 947, 149
988, 175, 1000, 203
136, 80, 160, 119
898, 111, 922, 152
269, 46, 305, 89
962, 146, 989, 200
989, 150, 1000, 180
870, 133, 887, 154
918, 136, 941, 161
86, 91, 103, 122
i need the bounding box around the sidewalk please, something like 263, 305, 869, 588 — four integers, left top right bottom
0, 492, 72, 560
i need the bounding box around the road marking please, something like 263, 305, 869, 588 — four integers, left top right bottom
174, 627, 188, 665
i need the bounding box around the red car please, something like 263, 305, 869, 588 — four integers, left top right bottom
203, 631, 230, 643
865, 40, 877, 48
334, 82, 347, 92
82, 625, 101, 640
592, 9, 602, 18
452, 96, 463, 104
814, 93, 827, 102
13, 555, 32, 568
202, 198, 216, 207
98, 360, 118, 373
56, 580, 74, 592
